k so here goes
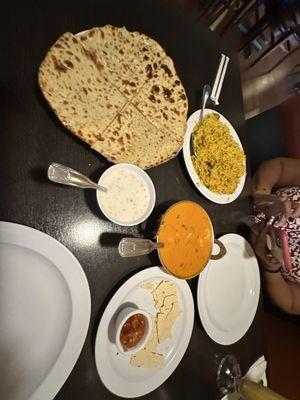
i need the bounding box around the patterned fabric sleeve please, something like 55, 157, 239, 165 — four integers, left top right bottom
255, 187, 300, 283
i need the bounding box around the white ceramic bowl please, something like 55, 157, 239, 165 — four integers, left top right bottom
96, 163, 156, 226
115, 307, 152, 355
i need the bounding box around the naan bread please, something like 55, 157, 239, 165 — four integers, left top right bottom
38, 26, 188, 169
77, 26, 143, 99
125, 32, 167, 95
131, 56, 188, 137
91, 103, 180, 169
38, 32, 127, 144
77, 26, 167, 100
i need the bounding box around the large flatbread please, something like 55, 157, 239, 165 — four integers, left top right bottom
38, 26, 188, 169
131, 56, 188, 137
91, 103, 180, 169
77, 26, 142, 99
38, 32, 127, 144
77, 26, 167, 100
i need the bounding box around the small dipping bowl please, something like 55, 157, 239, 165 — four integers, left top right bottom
115, 307, 152, 355
97, 164, 156, 226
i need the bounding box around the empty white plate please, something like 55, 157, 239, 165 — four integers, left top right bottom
197, 234, 260, 345
0, 222, 91, 400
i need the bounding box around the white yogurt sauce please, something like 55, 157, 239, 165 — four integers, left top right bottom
99, 168, 151, 223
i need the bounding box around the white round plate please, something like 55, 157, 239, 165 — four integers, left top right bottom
0, 222, 91, 400
197, 234, 260, 345
183, 109, 246, 204
95, 266, 194, 398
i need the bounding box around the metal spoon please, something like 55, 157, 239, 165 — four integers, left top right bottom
190, 84, 211, 157
47, 163, 107, 192
118, 238, 164, 257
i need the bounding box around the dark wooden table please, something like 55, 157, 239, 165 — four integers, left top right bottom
0, 0, 265, 398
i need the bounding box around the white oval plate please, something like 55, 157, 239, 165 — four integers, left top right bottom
197, 234, 260, 345
95, 266, 194, 398
183, 109, 246, 204
0, 222, 91, 400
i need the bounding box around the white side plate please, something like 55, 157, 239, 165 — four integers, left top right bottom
95, 266, 194, 398
0, 222, 91, 400
183, 109, 246, 204
197, 234, 260, 345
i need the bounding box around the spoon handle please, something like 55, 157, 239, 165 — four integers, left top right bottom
48, 163, 107, 192
199, 84, 211, 125
118, 238, 164, 257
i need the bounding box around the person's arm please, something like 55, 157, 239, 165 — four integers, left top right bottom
262, 272, 300, 315
251, 226, 300, 315
253, 157, 300, 195
253, 157, 300, 220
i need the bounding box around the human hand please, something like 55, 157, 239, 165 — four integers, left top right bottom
250, 225, 281, 270
253, 194, 293, 225
290, 200, 300, 218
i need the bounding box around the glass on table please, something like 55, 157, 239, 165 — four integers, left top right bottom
217, 354, 289, 400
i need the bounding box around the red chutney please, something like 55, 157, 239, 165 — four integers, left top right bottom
120, 313, 146, 351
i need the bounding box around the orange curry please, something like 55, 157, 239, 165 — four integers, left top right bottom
157, 201, 212, 279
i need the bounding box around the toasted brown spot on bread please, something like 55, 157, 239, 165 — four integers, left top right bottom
38, 28, 187, 170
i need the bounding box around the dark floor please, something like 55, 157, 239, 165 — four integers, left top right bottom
245, 106, 285, 172
264, 312, 300, 400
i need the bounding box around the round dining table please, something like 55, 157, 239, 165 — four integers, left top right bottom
0, 0, 265, 398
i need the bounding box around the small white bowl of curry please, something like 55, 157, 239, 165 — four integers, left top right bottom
115, 307, 152, 355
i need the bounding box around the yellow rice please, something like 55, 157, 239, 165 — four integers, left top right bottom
192, 113, 245, 194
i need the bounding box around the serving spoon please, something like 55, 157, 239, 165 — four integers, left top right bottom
190, 84, 211, 157
47, 163, 107, 192
118, 238, 164, 257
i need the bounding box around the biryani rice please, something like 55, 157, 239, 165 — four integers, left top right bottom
192, 113, 245, 194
